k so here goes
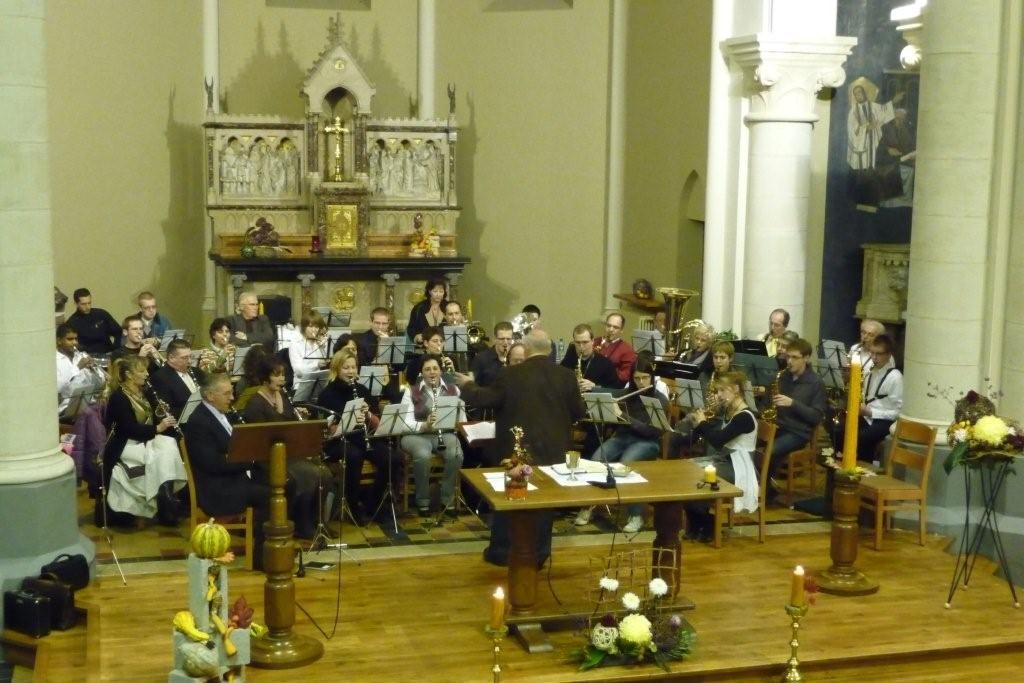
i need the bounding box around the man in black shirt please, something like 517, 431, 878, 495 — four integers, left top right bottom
559, 323, 622, 390
65, 288, 121, 354
768, 338, 826, 481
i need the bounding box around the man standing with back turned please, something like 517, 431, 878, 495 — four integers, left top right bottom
458, 330, 586, 567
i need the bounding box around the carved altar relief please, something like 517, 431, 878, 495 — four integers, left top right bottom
204, 119, 305, 205
855, 242, 910, 324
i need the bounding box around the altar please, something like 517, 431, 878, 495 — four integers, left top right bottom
201, 16, 467, 327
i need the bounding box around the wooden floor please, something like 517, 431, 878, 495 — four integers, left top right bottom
21, 527, 1024, 682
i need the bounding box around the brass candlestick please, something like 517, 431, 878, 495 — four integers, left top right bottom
781, 603, 808, 682
484, 625, 508, 683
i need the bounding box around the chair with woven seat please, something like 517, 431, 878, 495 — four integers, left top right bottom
728, 420, 777, 543
779, 423, 826, 506
858, 418, 936, 550
179, 439, 254, 570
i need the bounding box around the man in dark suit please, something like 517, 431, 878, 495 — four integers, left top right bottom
458, 330, 586, 567
182, 373, 270, 568
469, 321, 514, 387
559, 323, 623, 390
150, 339, 205, 419
338, 306, 403, 404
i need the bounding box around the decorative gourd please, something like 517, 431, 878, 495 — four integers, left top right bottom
190, 518, 231, 559
179, 641, 220, 677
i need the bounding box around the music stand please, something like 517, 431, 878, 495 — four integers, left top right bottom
177, 391, 203, 424
442, 325, 468, 354
322, 399, 370, 553
652, 359, 701, 380
293, 370, 329, 403
733, 353, 780, 387
227, 419, 327, 668
158, 329, 186, 348
632, 329, 665, 357
640, 395, 671, 431
733, 339, 769, 356
819, 339, 849, 368
358, 365, 388, 397
63, 384, 103, 418
812, 358, 846, 391
742, 381, 758, 414
369, 403, 415, 531
674, 379, 704, 412
374, 336, 409, 366
230, 347, 250, 378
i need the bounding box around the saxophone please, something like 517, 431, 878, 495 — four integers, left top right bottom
761, 370, 784, 423
704, 372, 721, 416
575, 355, 585, 394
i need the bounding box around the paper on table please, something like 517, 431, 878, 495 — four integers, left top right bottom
462, 421, 496, 443
540, 465, 647, 486
483, 471, 538, 493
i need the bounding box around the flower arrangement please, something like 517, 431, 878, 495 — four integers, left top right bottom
502, 426, 533, 499
817, 447, 876, 477
931, 385, 1023, 473
574, 576, 694, 671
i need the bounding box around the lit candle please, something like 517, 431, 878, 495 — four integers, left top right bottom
466, 298, 473, 320
790, 566, 806, 607
490, 586, 505, 630
704, 464, 716, 484
842, 358, 862, 470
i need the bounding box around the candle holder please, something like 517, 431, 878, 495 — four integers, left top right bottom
696, 481, 720, 491
484, 625, 509, 683
781, 603, 809, 682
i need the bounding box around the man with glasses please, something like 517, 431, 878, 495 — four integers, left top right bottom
849, 319, 885, 369
229, 292, 276, 348
594, 312, 637, 384
151, 339, 205, 419
768, 338, 827, 487
111, 315, 162, 372
842, 333, 903, 462
470, 321, 515, 387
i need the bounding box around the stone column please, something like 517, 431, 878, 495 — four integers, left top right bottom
603, 0, 627, 309
901, 0, 1006, 424
723, 35, 856, 338
0, 0, 94, 591
417, 0, 435, 119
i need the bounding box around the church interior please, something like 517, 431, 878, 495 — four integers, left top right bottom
3, 0, 1024, 680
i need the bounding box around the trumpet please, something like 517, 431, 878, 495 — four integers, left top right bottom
199, 344, 236, 374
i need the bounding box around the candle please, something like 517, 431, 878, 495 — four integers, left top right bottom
842, 358, 861, 470
466, 298, 473, 320
704, 464, 716, 484
490, 587, 505, 630
790, 566, 806, 607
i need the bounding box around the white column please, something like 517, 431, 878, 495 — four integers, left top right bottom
417, 0, 435, 119
603, 0, 627, 309
902, 0, 1008, 423
203, 0, 219, 114
723, 35, 855, 338
0, 0, 72, 485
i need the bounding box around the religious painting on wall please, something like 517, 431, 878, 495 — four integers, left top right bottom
818, 0, 917, 344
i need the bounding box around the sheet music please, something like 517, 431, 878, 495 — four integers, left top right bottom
178, 391, 203, 424
158, 329, 186, 348
292, 370, 329, 402
461, 421, 496, 443
372, 403, 415, 437
357, 365, 388, 396
640, 395, 671, 430
442, 325, 469, 354
631, 329, 665, 356
374, 336, 409, 365
584, 393, 628, 424
431, 396, 466, 430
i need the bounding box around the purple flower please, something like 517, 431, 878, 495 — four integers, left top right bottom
600, 613, 618, 627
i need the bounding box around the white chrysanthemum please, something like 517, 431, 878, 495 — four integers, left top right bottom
973, 415, 1010, 446
618, 613, 652, 645
821, 448, 835, 458
591, 624, 618, 651
621, 592, 641, 611
599, 577, 619, 592
951, 428, 968, 444
648, 578, 669, 597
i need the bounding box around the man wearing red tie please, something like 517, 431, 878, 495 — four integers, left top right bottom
594, 312, 637, 385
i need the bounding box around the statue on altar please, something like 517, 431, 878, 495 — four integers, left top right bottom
408, 212, 439, 257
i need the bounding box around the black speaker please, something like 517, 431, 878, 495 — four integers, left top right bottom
258, 294, 292, 326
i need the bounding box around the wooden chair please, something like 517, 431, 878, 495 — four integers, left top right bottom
399, 449, 458, 514
780, 424, 825, 506
178, 439, 255, 570
728, 421, 777, 543
858, 418, 936, 550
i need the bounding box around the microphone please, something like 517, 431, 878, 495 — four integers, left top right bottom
297, 403, 339, 418
588, 459, 618, 490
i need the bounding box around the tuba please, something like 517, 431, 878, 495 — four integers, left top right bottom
658, 287, 699, 358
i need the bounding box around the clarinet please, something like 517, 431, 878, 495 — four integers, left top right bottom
143, 379, 180, 438
430, 383, 446, 452
348, 376, 371, 448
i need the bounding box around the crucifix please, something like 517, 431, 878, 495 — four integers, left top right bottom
323, 116, 348, 182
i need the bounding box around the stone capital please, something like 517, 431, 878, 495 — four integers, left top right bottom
723, 34, 857, 123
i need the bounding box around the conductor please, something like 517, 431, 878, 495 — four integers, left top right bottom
457, 329, 586, 567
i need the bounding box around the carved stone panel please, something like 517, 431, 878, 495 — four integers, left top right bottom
855, 243, 910, 324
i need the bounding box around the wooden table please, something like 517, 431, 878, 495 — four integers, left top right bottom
461, 459, 741, 651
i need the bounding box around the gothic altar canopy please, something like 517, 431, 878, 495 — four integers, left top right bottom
203, 17, 465, 318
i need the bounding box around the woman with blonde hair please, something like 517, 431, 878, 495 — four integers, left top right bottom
101, 355, 186, 527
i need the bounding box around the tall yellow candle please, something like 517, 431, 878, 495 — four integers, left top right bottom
490, 587, 505, 630
466, 298, 473, 320
842, 358, 861, 470
790, 566, 806, 607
